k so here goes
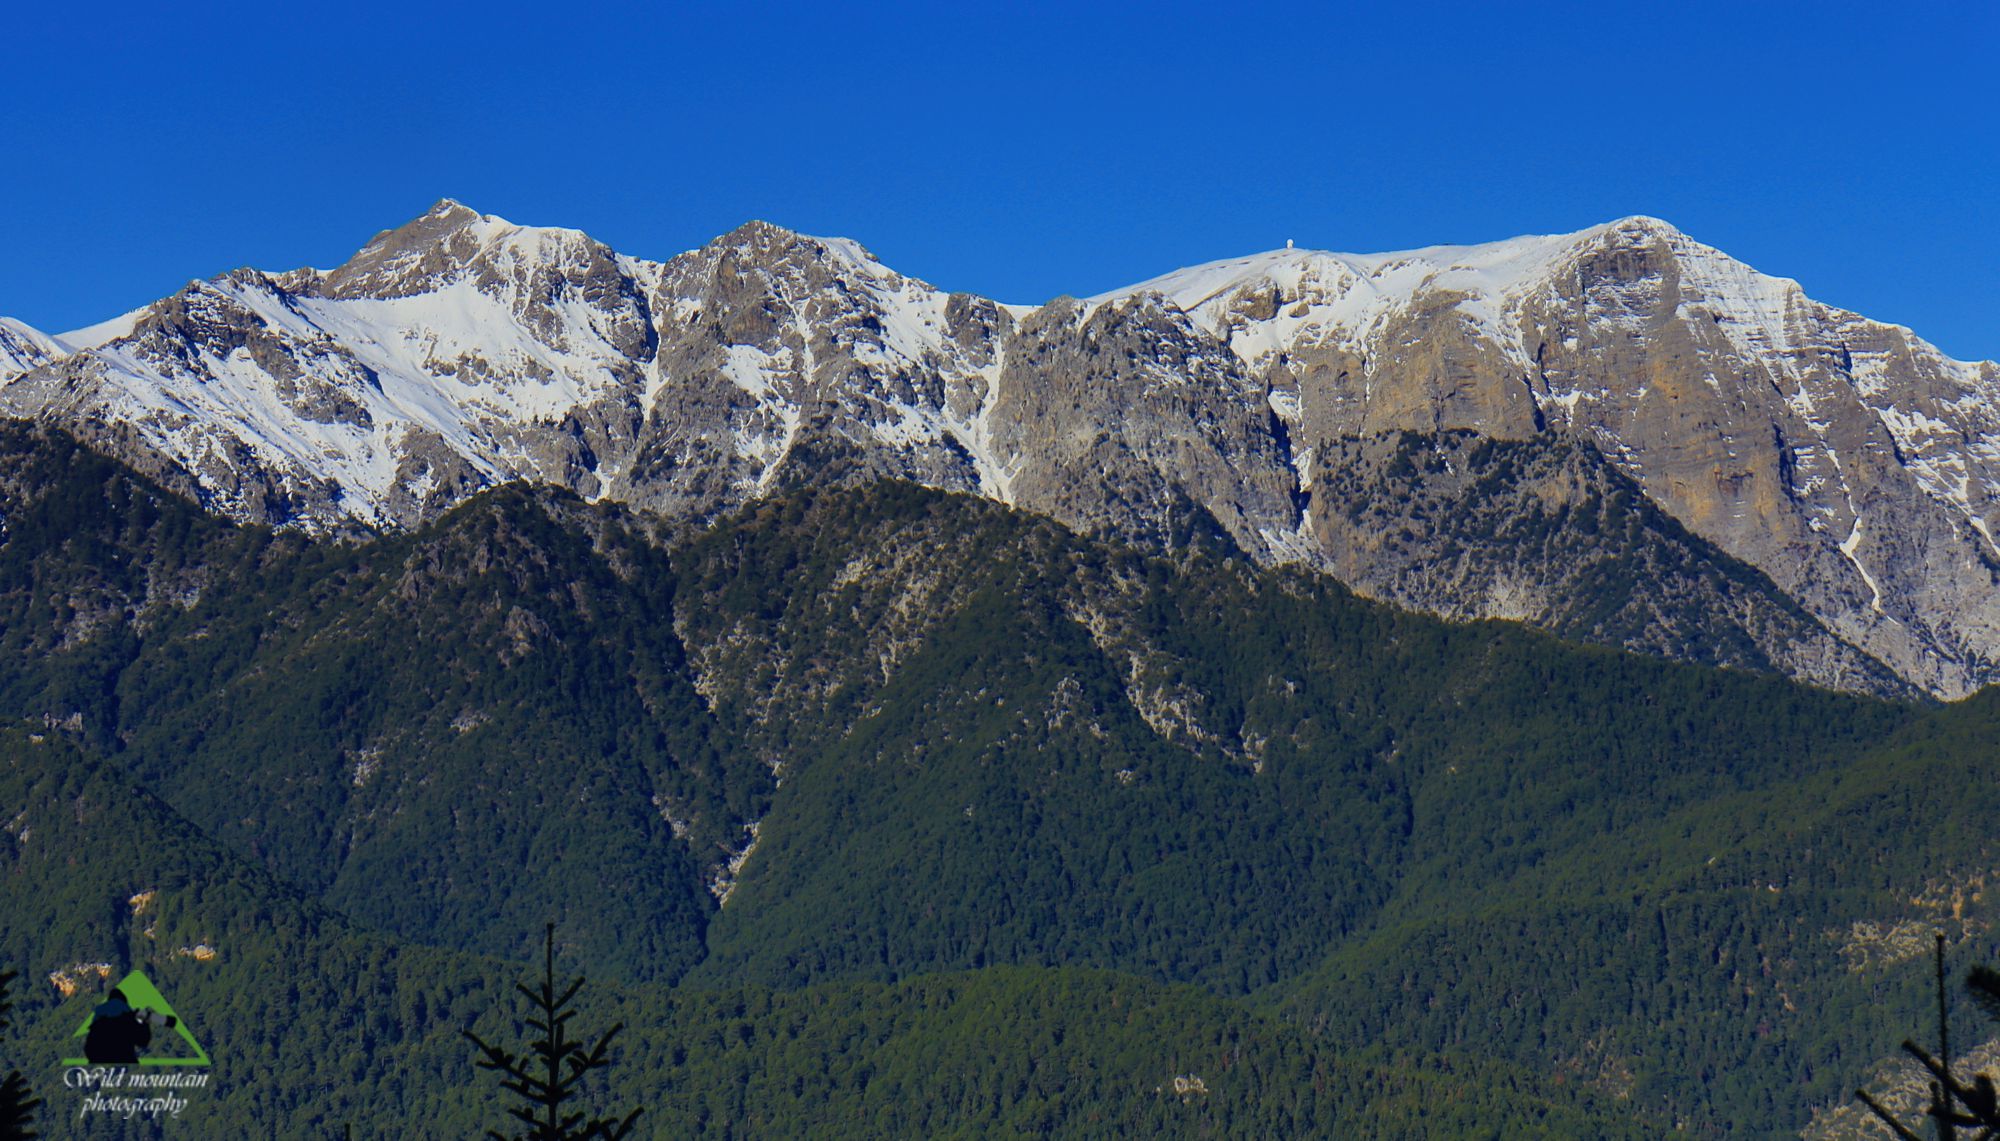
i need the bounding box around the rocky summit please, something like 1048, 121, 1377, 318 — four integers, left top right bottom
3, 201, 1995, 697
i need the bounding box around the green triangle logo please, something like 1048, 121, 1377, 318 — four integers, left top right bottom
63, 969, 210, 1066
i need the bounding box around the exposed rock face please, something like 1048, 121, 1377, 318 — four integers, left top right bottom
1129, 218, 2000, 695
4, 203, 1995, 695
1304, 431, 1908, 697
1513, 222, 2000, 699
986, 294, 1297, 553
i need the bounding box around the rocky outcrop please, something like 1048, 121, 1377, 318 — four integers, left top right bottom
986, 294, 1298, 553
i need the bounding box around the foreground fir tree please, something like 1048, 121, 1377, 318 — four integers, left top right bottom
1855, 936, 2000, 1140
463, 926, 641, 1141
0, 968, 38, 1141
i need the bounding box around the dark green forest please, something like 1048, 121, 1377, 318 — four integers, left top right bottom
0, 422, 1989, 1137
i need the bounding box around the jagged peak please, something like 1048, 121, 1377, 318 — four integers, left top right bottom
112, 274, 274, 346
424, 197, 480, 224
372, 197, 501, 247
718, 218, 802, 245
702, 220, 891, 278
132, 269, 280, 312
317, 199, 612, 300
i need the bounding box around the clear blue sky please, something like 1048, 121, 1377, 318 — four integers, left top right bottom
5, 1, 1995, 360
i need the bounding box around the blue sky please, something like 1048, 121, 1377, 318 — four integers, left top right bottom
4, 1, 1995, 360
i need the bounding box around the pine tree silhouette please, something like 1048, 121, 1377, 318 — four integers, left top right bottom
1855, 935, 2000, 1140
463, 925, 641, 1141
0, 967, 40, 1141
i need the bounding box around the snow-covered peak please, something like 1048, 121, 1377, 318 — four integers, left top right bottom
1090, 223, 1611, 310
1086, 225, 1595, 367
1082, 216, 1825, 372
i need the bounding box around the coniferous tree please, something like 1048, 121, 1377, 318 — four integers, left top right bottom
0, 967, 39, 1141
463, 926, 641, 1141
1855, 936, 2000, 1141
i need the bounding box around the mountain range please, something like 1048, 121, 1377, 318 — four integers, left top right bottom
4, 201, 1995, 701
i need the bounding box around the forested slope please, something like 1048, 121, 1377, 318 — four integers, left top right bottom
0, 424, 1985, 1136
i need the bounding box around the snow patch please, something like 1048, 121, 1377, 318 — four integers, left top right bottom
56, 306, 149, 352
1839, 517, 1886, 614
